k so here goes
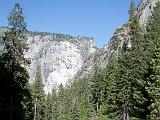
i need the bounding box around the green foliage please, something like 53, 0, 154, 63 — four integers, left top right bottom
51, 88, 59, 120
31, 65, 45, 120
44, 93, 52, 120
28, 31, 94, 43
145, 2, 160, 120
8, 3, 27, 30
28, 1, 160, 120
70, 100, 80, 120
41, 77, 96, 120
129, 0, 136, 21
0, 2, 33, 120
1, 1, 160, 120
71, 78, 95, 119
110, 50, 134, 120
90, 69, 104, 112
57, 83, 66, 118
0, 55, 33, 120
105, 2, 150, 119
146, 47, 160, 120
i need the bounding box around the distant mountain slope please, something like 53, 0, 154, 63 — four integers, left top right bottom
75, 0, 160, 79
0, 28, 96, 93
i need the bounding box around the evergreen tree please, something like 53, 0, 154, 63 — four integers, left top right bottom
147, 47, 160, 120
31, 65, 45, 120
70, 100, 80, 120
129, 11, 150, 120
90, 54, 104, 114
44, 93, 52, 120
0, 2, 33, 120
145, 2, 160, 119
111, 50, 133, 120
78, 78, 95, 119
57, 84, 66, 119
107, 1, 149, 119
64, 90, 72, 119
8, 3, 27, 31
129, 0, 136, 21
101, 55, 119, 120
51, 88, 59, 120
68, 77, 95, 119
90, 72, 103, 112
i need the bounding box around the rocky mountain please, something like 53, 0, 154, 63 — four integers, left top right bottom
138, 0, 159, 28
0, 29, 96, 93
26, 32, 96, 93
0, 0, 158, 93
75, 0, 160, 79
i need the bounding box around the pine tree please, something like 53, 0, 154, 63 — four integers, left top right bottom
31, 65, 45, 120
64, 89, 72, 119
90, 53, 104, 114
145, 2, 160, 120
90, 71, 103, 113
70, 100, 80, 120
8, 3, 27, 31
0, 2, 33, 120
107, 1, 150, 119
112, 50, 133, 120
51, 88, 59, 120
147, 47, 160, 120
77, 78, 95, 119
129, 0, 136, 21
44, 93, 52, 120
129, 10, 151, 119
101, 55, 119, 119
57, 84, 66, 119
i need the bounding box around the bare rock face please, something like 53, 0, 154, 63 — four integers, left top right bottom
138, 0, 160, 28
25, 32, 96, 93
76, 0, 159, 78
97, 24, 131, 68
0, 29, 96, 93
75, 24, 130, 78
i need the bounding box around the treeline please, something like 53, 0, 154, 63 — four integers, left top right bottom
27, 31, 94, 42
31, 72, 95, 120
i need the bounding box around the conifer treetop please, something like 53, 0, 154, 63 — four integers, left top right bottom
8, 2, 27, 31
129, 0, 136, 21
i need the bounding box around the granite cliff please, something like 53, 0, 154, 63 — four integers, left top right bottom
0, 29, 96, 93
0, 0, 158, 93
75, 0, 160, 78
26, 32, 96, 93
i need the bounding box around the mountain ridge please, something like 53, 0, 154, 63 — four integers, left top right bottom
74, 0, 160, 79
0, 27, 96, 93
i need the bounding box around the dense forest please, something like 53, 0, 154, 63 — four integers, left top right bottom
1, 0, 160, 120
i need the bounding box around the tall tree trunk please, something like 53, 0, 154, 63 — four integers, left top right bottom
126, 112, 129, 120
123, 112, 126, 120
96, 102, 98, 111
34, 98, 37, 120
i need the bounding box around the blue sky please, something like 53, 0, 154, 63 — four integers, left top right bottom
0, 0, 139, 48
